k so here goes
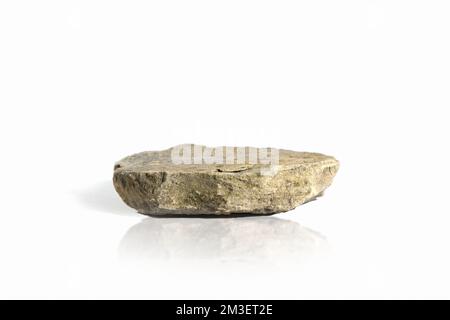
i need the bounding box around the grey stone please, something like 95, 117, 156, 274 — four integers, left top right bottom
113, 144, 339, 216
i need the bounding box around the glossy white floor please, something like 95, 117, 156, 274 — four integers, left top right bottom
1, 1, 449, 299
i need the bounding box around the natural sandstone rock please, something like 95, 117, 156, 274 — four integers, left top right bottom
113, 144, 339, 216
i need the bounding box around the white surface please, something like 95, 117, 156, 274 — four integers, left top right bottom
1, 1, 449, 299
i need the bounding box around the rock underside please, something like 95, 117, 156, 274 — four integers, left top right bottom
113, 145, 339, 216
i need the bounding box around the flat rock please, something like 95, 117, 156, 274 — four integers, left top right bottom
113, 144, 339, 216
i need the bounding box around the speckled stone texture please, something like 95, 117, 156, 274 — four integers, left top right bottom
113, 145, 339, 216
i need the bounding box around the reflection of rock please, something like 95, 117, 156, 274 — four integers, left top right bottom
119, 217, 328, 264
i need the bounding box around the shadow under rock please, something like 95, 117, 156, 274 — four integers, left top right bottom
76, 180, 135, 216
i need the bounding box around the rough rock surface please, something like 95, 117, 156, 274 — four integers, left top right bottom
113, 145, 339, 216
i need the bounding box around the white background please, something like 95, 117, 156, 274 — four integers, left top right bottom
1, 1, 449, 299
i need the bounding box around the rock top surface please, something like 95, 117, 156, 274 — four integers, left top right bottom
113, 144, 339, 216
